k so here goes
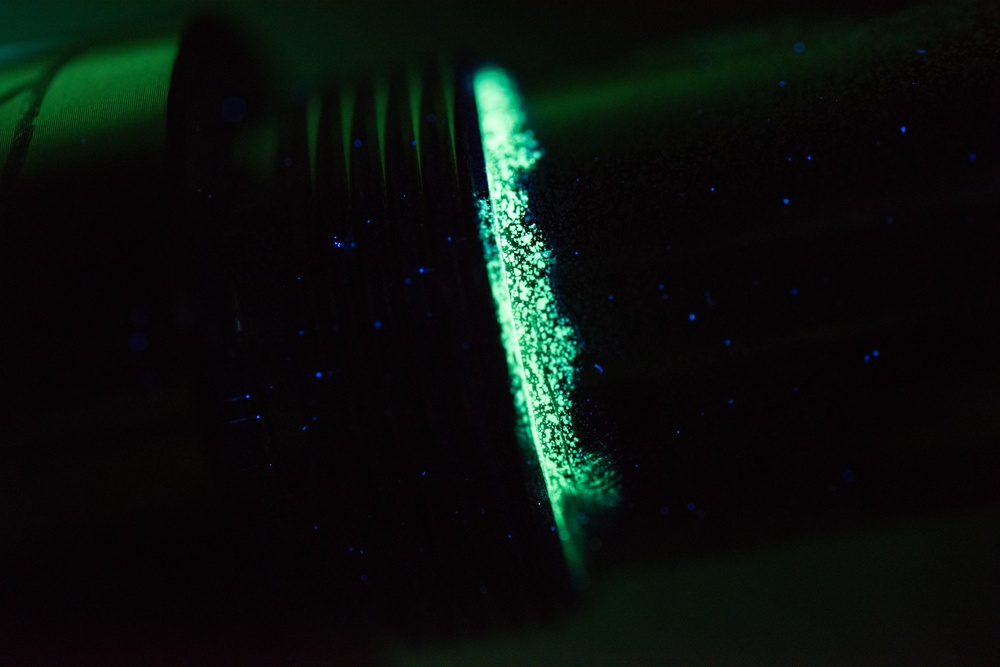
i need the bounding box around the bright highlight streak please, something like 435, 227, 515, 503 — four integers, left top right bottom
474, 68, 619, 581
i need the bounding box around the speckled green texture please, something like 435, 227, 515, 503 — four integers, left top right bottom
474, 67, 619, 579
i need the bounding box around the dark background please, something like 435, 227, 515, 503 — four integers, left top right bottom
2, 1, 999, 664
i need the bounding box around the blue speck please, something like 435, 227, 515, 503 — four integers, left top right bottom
594, 364, 604, 374
298, 329, 304, 336
421, 470, 427, 477
411, 140, 417, 146
686, 501, 696, 511
872, 349, 880, 357
783, 197, 790, 205
660, 506, 669, 516
724, 338, 732, 346
353, 138, 362, 148
779, 80, 786, 87
550, 525, 556, 532
709, 186, 715, 192
301, 426, 308, 431
404, 277, 412, 286
727, 398, 734, 405
255, 415, 261, 420
864, 354, 871, 362
787, 156, 793, 162
793, 41, 806, 54
313, 524, 318, 530
688, 313, 696, 321
360, 574, 368, 582
296, 275, 302, 281
312, 415, 318, 421
315, 371, 323, 379
917, 48, 927, 54
127, 332, 149, 353
806, 155, 812, 161
221, 95, 247, 122
374, 320, 382, 330
574, 251, 579, 256
608, 294, 614, 301
80, 137, 87, 144
969, 152, 977, 162
790, 287, 800, 296
418, 267, 427, 274
658, 283, 665, 290
900, 125, 907, 134
245, 394, 251, 399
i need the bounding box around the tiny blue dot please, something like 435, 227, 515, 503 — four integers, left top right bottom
255, 415, 261, 420
790, 287, 800, 296
245, 394, 251, 399
608, 294, 614, 301
404, 277, 412, 285
127, 332, 149, 353
421, 470, 427, 476
411, 140, 417, 146
315, 371, 323, 379
806, 155, 812, 161
301, 426, 308, 431
969, 152, 977, 162
779, 80, 786, 87
660, 506, 669, 516
872, 349, 880, 357
783, 197, 790, 205
313, 525, 318, 530
686, 501, 696, 511
900, 125, 907, 134
709, 186, 715, 192
594, 364, 604, 374
727, 398, 734, 405
864, 354, 871, 362
688, 313, 696, 321
550, 526, 556, 532
793, 41, 806, 53
658, 283, 665, 290
353, 139, 362, 148
298, 329, 304, 336
418, 267, 426, 274
361, 574, 368, 582
724, 338, 732, 346
917, 48, 927, 54
374, 320, 382, 330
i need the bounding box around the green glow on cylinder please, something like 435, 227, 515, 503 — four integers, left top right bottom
307, 94, 321, 186
373, 77, 388, 182
339, 85, 354, 187
406, 68, 422, 177
473, 67, 620, 581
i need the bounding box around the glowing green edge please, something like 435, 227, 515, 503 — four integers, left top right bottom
473, 67, 619, 582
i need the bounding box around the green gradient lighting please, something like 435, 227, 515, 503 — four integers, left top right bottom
473, 67, 619, 580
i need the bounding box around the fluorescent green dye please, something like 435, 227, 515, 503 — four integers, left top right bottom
474, 67, 619, 580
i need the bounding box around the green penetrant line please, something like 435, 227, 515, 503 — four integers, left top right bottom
473, 68, 620, 581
